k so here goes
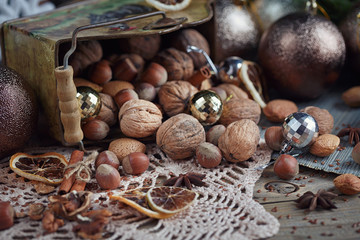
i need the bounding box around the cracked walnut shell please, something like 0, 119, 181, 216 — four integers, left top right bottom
156, 113, 205, 160
119, 99, 162, 138
158, 80, 198, 117
218, 119, 260, 162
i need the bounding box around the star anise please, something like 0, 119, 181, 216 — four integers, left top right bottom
337, 126, 360, 145
163, 172, 206, 190
295, 189, 337, 211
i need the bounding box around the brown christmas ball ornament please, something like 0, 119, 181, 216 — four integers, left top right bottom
0, 65, 38, 159
258, 12, 345, 100
156, 113, 206, 160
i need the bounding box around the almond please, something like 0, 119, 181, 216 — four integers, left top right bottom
334, 174, 360, 195
342, 86, 360, 107
263, 99, 298, 123
301, 106, 334, 135
309, 134, 340, 157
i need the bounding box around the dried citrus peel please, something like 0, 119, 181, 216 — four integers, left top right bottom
9, 152, 68, 185
110, 187, 175, 219
238, 61, 267, 108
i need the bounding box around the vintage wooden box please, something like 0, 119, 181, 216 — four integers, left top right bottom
0, 0, 213, 143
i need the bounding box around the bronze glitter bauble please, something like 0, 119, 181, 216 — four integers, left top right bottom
76, 86, 101, 120
189, 90, 223, 126
0, 65, 38, 159
258, 12, 345, 100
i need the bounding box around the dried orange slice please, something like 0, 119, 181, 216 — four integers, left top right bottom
146, 186, 198, 214
9, 152, 68, 185
146, 0, 192, 11
238, 60, 268, 108
110, 187, 175, 219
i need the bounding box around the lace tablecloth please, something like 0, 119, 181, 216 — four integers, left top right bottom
0, 140, 279, 239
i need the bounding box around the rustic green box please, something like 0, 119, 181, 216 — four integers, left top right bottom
0, 0, 212, 143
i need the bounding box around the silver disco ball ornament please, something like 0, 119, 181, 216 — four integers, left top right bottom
281, 112, 319, 154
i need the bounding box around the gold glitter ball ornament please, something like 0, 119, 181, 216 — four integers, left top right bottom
189, 90, 223, 126
76, 86, 101, 120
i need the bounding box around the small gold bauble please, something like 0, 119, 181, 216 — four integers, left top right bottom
189, 90, 223, 126
76, 86, 101, 120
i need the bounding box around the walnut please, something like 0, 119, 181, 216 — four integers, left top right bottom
119, 99, 162, 138
171, 29, 210, 69
42, 210, 64, 233
218, 119, 260, 162
158, 81, 198, 117
69, 40, 103, 76
154, 48, 194, 81
96, 93, 118, 127
219, 98, 261, 126
156, 113, 205, 160
118, 35, 161, 60
300, 106, 334, 135
217, 83, 249, 99
107, 53, 145, 74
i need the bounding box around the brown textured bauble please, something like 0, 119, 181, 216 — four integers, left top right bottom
0, 65, 38, 159
258, 12, 345, 100
156, 113, 205, 160
339, 4, 360, 74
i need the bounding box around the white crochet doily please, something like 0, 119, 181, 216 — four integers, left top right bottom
0, 140, 279, 240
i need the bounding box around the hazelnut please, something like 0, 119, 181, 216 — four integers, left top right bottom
122, 152, 149, 175
112, 58, 138, 82
218, 119, 260, 162
102, 81, 134, 97
171, 29, 210, 69
135, 83, 157, 102
196, 142, 222, 168
342, 86, 360, 107
158, 80, 198, 117
334, 174, 360, 195
263, 99, 298, 123
95, 164, 121, 190
309, 134, 340, 157
88, 59, 112, 84
156, 113, 206, 160
82, 119, 110, 141
96, 93, 118, 127
206, 124, 226, 146
154, 48, 194, 81
217, 83, 248, 99
118, 35, 161, 60
141, 62, 168, 87
352, 142, 360, 164
301, 106, 334, 135
109, 138, 146, 161
0, 201, 14, 230
273, 154, 299, 180
95, 150, 120, 169
113, 88, 139, 109
219, 98, 261, 126
119, 99, 162, 138
74, 77, 103, 92
264, 126, 284, 151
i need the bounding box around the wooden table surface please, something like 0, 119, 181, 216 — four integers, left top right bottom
253, 70, 360, 240
253, 165, 360, 240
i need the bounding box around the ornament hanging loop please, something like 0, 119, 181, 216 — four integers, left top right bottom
305, 0, 330, 19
